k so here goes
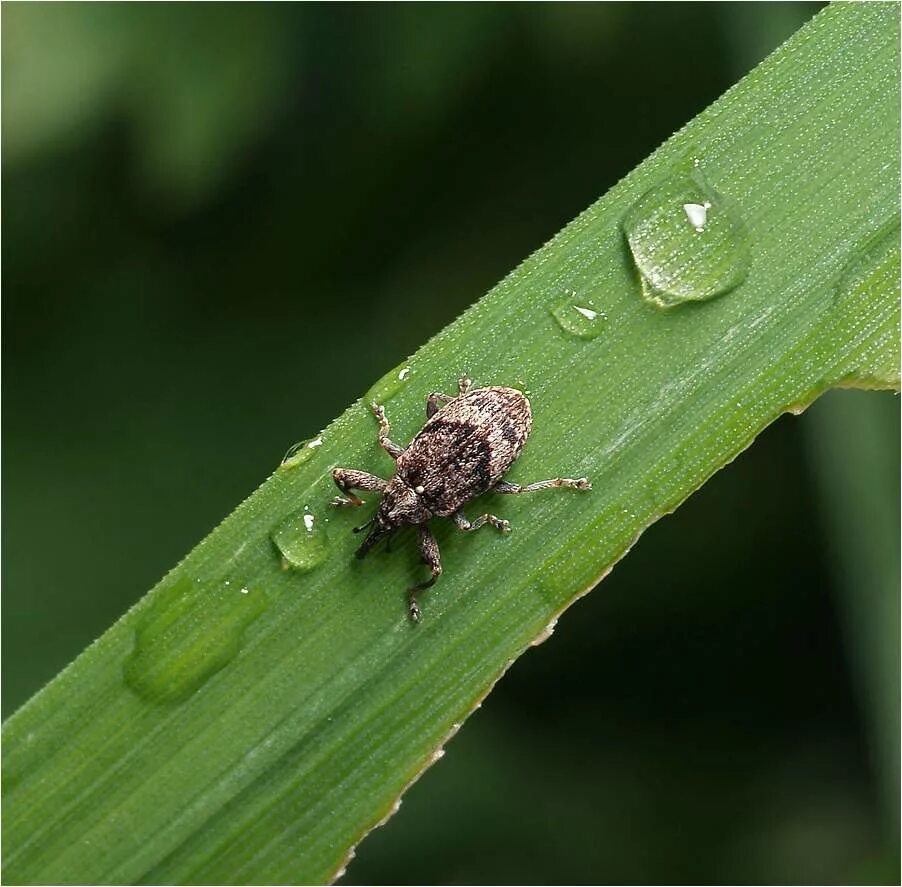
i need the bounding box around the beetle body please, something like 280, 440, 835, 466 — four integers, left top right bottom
331, 376, 589, 622
396, 386, 530, 517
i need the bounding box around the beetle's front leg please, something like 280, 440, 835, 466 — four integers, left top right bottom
452, 509, 511, 534
408, 524, 441, 624
370, 402, 405, 459
331, 468, 387, 507
493, 477, 591, 494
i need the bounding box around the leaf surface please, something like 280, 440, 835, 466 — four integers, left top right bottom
3, 5, 899, 884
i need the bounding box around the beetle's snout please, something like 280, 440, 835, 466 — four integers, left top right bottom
355, 520, 392, 559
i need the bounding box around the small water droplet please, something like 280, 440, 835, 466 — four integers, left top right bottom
272, 507, 329, 571
550, 295, 608, 340
835, 221, 899, 305
280, 436, 325, 469
623, 163, 750, 308
365, 361, 416, 405
123, 576, 266, 704
829, 220, 900, 385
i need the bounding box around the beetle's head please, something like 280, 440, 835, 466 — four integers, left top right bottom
354, 477, 429, 559
379, 476, 431, 526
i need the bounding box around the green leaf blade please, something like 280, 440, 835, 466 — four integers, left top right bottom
4, 4, 899, 884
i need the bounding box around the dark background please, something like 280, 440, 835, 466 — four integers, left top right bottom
3, 4, 898, 884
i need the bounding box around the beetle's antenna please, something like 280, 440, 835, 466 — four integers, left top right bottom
355, 520, 392, 559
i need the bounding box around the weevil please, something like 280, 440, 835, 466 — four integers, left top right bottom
331, 376, 590, 622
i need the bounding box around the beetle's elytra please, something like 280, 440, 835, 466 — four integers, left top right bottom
331, 376, 590, 622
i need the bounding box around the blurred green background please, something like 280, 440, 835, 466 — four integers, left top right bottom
3, 3, 899, 884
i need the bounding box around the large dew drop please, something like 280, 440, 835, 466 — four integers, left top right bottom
623, 162, 750, 308
272, 506, 330, 571
123, 576, 266, 704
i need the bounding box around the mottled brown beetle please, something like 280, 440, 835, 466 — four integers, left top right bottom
331, 376, 590, 622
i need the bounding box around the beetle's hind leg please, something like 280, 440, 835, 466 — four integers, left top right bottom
426, 392, 454, 419
331, 468, 387, 507
453, 509, 511, 534
425, 374, 472, 418
370, 402, 405, 459
493, 477, 591, 494
408, 524, 442, 624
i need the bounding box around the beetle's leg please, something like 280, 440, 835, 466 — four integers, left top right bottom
452, 509, 511, 534
493, 477, 591, 494
408, 524, 441, 624
425, 376, 471, 418
331, 468, 387, 507
370, 402, 405, 459
426, 392, 454, 419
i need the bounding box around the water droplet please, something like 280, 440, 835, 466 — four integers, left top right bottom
550, 295, 608, 340
123, 576, 266, 704
623, 163, 750, 308
365, 361, 416, 405
272, 506, 329, 571
280, 436, 325, 469
829, 220, 901, 386
835, 221, 899, 305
